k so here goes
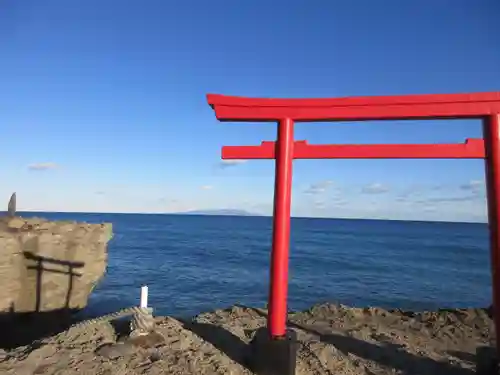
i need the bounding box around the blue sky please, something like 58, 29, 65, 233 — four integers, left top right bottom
1, 0, 499, 222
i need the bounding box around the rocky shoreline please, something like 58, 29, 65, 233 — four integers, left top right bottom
0, 303, 494, 374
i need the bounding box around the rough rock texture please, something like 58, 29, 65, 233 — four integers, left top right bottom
0, 304, 494, 374
0, 216, 112, 313
7, 193, 16, 217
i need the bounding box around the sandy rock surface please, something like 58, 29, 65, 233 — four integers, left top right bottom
0, 303, 494, 374
0, 216, 112, 314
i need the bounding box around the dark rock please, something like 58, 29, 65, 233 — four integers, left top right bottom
127, 332, 166, 349
95, 343, 136, 359
7, 193, 16, 217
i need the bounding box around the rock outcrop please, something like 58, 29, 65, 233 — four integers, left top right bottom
0, 216, 112, 313
7, 193, 16, 217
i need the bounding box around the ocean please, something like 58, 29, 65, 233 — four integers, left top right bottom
20, 212, 492, 318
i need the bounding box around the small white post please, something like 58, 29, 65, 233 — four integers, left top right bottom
130, 285, 155, 337
140, 285, 148, 308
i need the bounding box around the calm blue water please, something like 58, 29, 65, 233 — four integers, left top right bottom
20, 212, 492, 318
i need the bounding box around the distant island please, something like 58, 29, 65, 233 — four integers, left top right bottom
178, 209, 259, 216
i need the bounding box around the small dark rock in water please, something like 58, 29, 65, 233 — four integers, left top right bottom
7, 192, 16, 217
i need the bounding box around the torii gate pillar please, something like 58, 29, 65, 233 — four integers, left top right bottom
482, 113, 500, 374
208, 92, 500, 375
268, 118, 294, 337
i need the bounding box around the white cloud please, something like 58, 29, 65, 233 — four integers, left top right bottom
27, 162, 59, 171
3, 177, 488, 222
303, 180, 334, 195
218, 160, 247, 169
293, 190, 486, 222
418, 195, 483, 204
460, 180, 484, 191
314, 202, 327, 210
361, 183, 389, 194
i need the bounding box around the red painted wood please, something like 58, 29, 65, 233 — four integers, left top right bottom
208, 92, 500, 108
222, 138, 485, 160
268, 118, 294, 337
222, 142, 275, 159
483, 114, 500, 351
207, 92, 500, 122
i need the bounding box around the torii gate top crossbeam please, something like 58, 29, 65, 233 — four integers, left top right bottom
207, 92, 500, 122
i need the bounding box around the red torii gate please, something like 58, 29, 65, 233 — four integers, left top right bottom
207, 92, 500, 373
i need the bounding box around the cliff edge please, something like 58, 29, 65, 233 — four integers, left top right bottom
0, 216, 113, 313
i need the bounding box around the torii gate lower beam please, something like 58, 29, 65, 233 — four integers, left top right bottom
208, 92, 500, 375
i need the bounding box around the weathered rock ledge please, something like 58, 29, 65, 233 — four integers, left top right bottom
0, 303, 494, 375
0, 216, 113, 313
